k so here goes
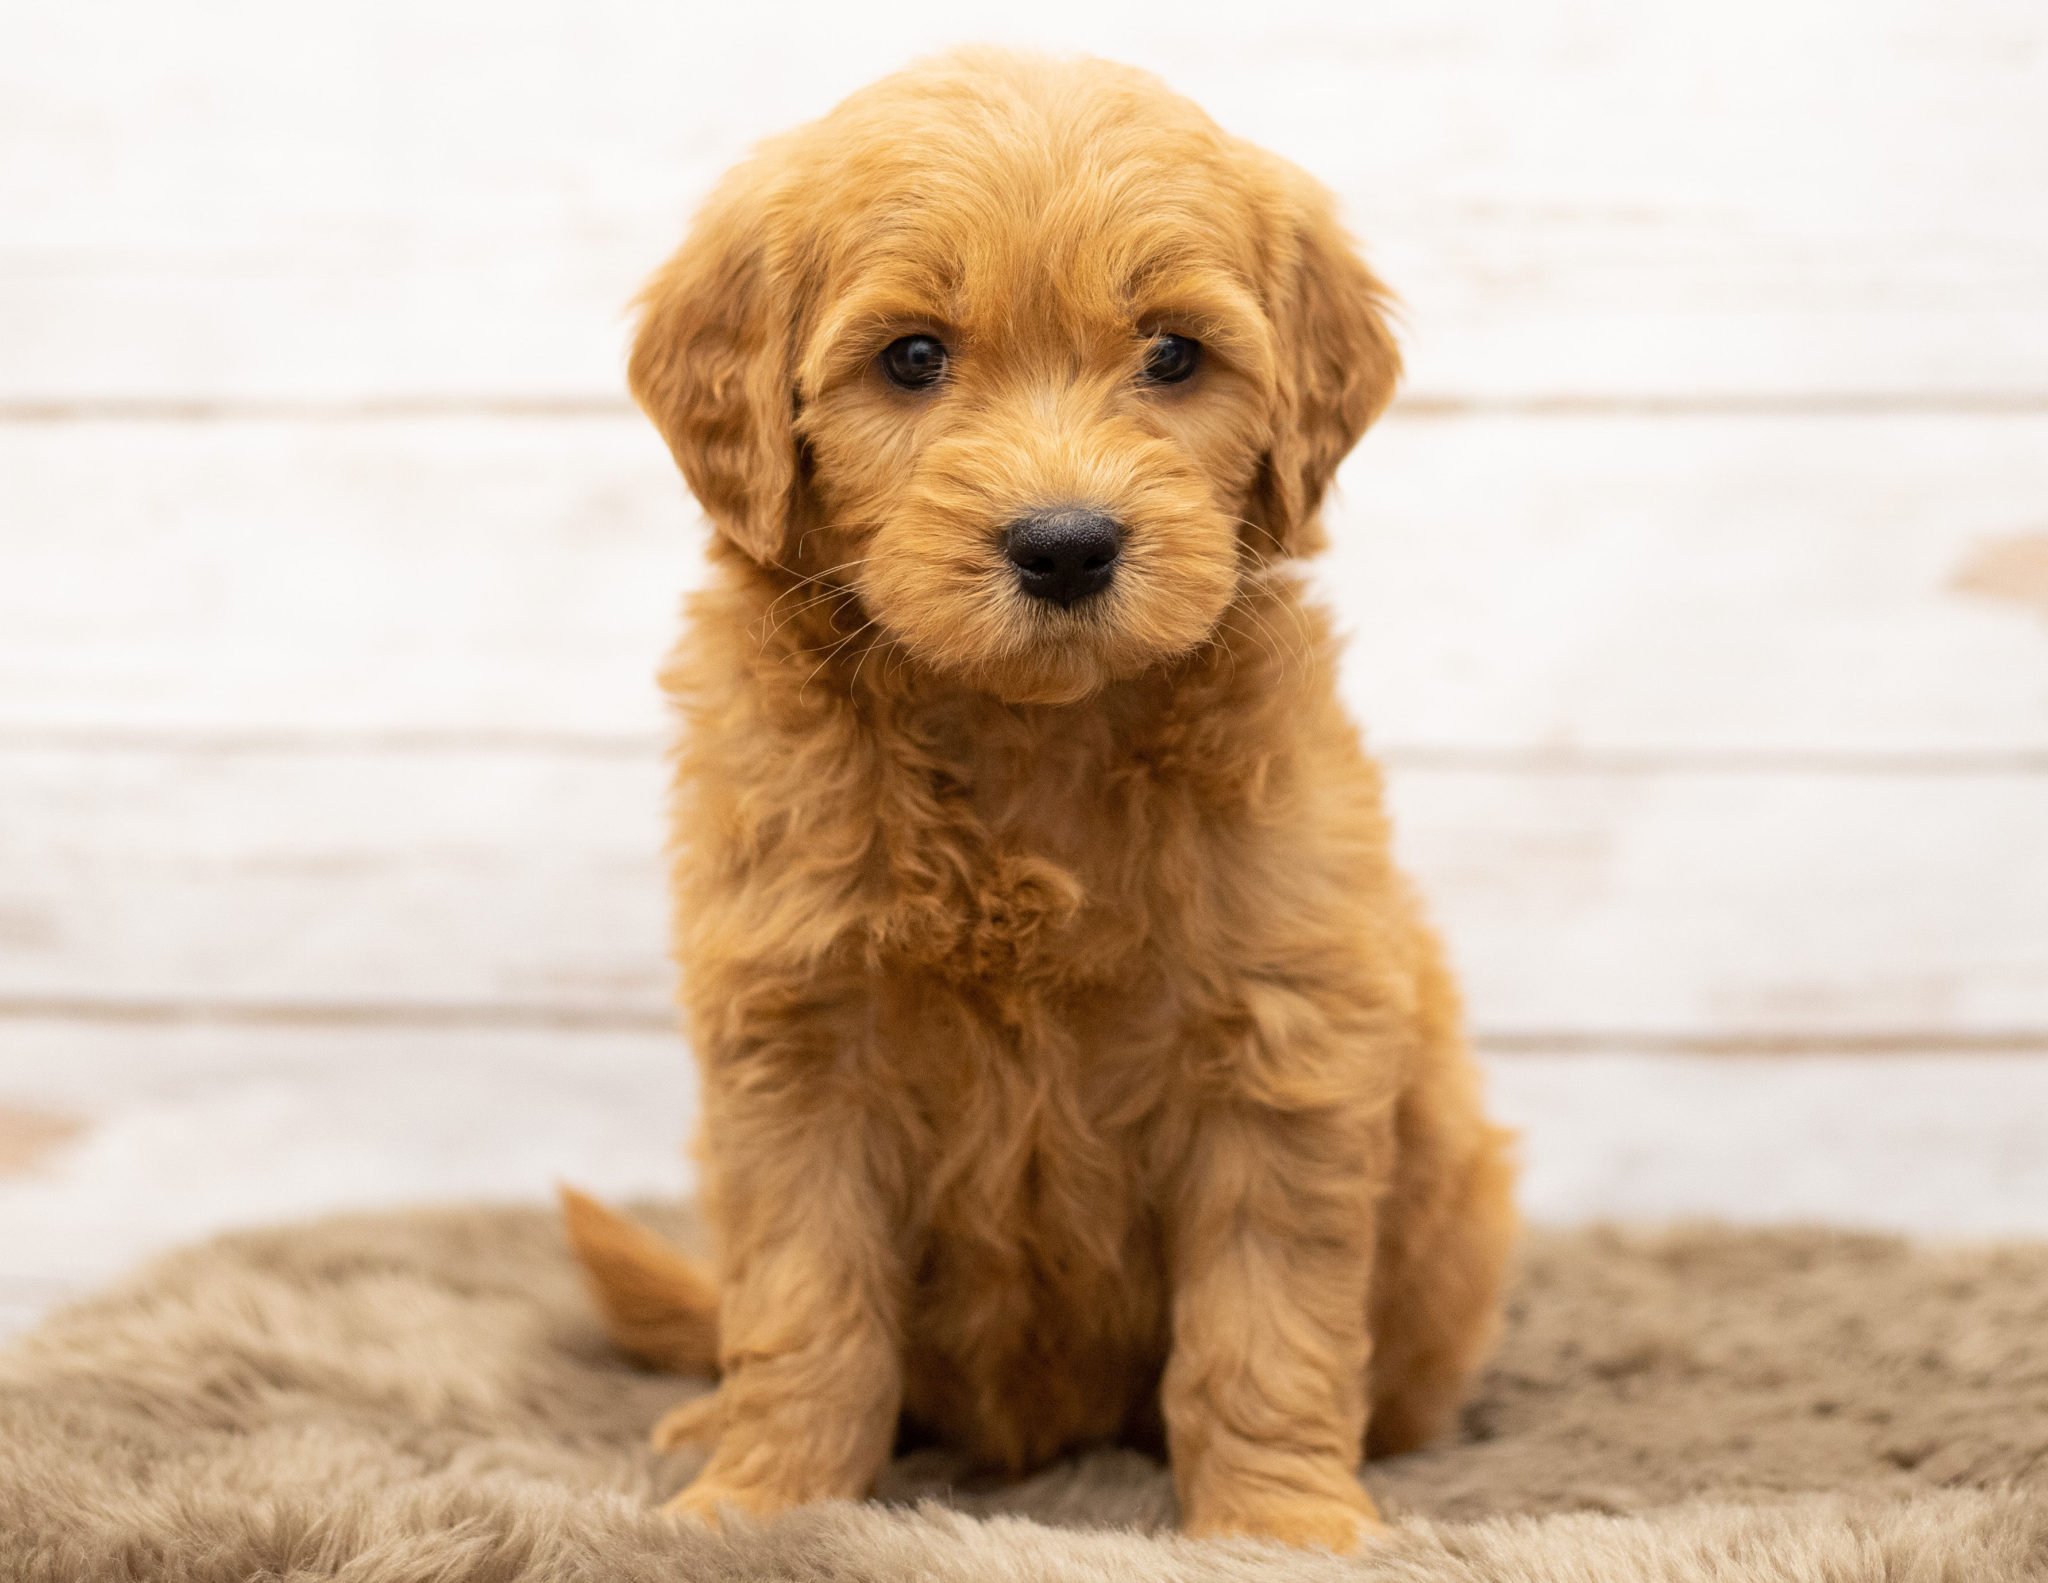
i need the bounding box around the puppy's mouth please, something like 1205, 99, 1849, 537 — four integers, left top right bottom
853, 531, 1237, 710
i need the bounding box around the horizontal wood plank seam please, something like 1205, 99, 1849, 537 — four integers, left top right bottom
1474, 1031, 2048, 1056
3, 997, 2046, 1053
0, 997, 680, 1033
7, 392, 2048, 423
4, 730, 2046, 776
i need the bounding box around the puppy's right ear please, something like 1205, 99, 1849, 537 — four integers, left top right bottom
629, 170, 804, 565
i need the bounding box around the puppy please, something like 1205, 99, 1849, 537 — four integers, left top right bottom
564, 49, 1516, 1553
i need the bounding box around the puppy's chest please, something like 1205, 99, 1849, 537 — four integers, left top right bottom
885, 719, 1162, 985
895, 1026, 1174, 1465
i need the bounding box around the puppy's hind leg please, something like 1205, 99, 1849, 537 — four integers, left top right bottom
1363, 958, 1518, 1457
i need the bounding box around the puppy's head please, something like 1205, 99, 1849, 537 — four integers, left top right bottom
633, 51, 1399, 704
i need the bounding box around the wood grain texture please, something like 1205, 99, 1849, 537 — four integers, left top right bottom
2, 746, 2040, 1041
1487, 1050, 2048, 1235
4, 1026, 2045, 1337
0, 0, 2041, 1298
0, 1020, 695, 1297
0, 746, 673, 1019
2, 0, 2044, 405
4, 413, 2043, 756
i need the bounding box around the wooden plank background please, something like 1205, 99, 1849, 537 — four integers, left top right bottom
2, 0, 2046, 1331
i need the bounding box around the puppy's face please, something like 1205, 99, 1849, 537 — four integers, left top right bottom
798, 198, 1264, 707
633, 53, 1399, 704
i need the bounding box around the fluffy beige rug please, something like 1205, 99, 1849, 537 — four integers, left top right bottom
2, 1205, 2044, 1581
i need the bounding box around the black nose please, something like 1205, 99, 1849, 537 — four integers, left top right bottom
1003, 509, 1123, 605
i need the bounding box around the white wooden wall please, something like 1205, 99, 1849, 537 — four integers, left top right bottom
3, 0, 2047, 1333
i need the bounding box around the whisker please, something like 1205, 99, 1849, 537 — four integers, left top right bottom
847, 630, 893, 693
1235, 594, 1313, 684
758, 583, 858, 647
1215, 611, 1283, 674
1227, 513, 1290, 561
1224, 515, 1320, 669
1257, 573, 1321, 661
761, 554, 872, 608
790, 522, 841, 562
1228, 596, 1287, 665
1202, 618, 1246, 686
754, 556, 873, 646
799, 617, 880, 699
1232, 560, 1316, 665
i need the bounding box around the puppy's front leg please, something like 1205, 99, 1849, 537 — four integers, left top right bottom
671, 1048, 904, 1526
1163, 1100, 1389, 1552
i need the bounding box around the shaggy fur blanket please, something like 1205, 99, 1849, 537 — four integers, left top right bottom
2, 1205, 2044, 1581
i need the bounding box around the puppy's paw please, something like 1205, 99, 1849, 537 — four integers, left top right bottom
661, 1473, 787, 1530
1184, 1490, 1387, 1554
649, 1390, 723, 1452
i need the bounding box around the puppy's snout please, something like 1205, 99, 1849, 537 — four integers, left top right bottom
1004, 509, 1123, 606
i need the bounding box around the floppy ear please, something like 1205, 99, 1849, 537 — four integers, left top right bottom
628, 170, 805, 565
1247, 187, 1403, 560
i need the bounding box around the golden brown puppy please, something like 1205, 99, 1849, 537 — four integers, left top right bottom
564, 48, 1516, 1554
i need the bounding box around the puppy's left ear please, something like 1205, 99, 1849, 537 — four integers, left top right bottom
1247, 182, 1402, 560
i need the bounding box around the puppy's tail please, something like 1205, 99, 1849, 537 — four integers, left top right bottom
558, 1185, 721, 1375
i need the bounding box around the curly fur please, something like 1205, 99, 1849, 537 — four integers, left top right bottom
566, 49, 1517, 1553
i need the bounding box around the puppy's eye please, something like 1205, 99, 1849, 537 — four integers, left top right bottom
1140, 333, 1201, 386
880, 334, 949, 391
